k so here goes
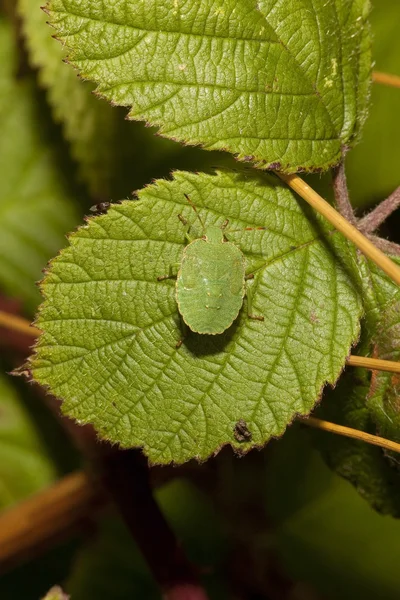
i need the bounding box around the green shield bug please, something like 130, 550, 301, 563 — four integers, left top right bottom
159, 195, 265, 337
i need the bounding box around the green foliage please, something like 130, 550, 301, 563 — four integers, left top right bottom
45, 0, 372, 172
0, 374, 56, 510
17, 0, 243, 202
314, 257, 400, 516
31, 170, 361, 463
0, 0, 400, 597
0, 16, 78, 310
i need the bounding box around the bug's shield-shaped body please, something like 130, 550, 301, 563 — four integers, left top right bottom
176, 227, 246, 335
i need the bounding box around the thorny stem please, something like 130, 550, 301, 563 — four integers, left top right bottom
330, 163, 400, 254
368, 235, 400, 257
277, 172, 400, 286
359, 186, 400, 234
332, 161, 357, 225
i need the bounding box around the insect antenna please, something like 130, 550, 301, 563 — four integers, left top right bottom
224, 225, 267, 233
184, 193, 206, 231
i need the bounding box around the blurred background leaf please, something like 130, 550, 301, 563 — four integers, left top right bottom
0, 14, 79, 312
66, 481, 228, 600
0, 374, 56, 509
346, 0, 400, 209
266, 426, 400, 600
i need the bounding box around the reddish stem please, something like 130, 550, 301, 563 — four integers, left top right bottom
359, 186, 400, 234
332, 161, 357, 225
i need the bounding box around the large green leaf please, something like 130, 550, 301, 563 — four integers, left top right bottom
17, 0, 239, 200
30, 170, 361, 464
0, 375, 56, 510
45, 0, 372, 172
0, 16, 78, 310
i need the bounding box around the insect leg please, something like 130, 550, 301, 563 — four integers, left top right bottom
175, 316, 189, 349
157, 263, 180, 281
184, 194, 206, 231
178, 214, 195, 242
245, 278, 264, 322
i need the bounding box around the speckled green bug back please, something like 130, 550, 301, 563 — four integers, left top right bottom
176, 225, 246, 335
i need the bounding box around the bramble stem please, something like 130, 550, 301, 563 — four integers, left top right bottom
359, 186, 400, 234
302, 416, 400, 454
368, 235, 400, 256
373, 71, 400, 89
332, 162, 357, 224
277, 172, 400, 286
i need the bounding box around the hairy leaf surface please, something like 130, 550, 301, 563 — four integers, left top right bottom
31, 171, 361, 463
45, 0, 371, 172
0, 17, 78, 309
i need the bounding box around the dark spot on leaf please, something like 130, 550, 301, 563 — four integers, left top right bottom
90, 202, 111, 215
267, 162, 281, 170
234, 419, 252, 443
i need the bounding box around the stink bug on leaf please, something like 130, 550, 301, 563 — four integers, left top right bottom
158, 195, 265, 336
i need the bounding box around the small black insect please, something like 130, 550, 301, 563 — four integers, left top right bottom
90, 202, 111, 215
233, 419, 252, 443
